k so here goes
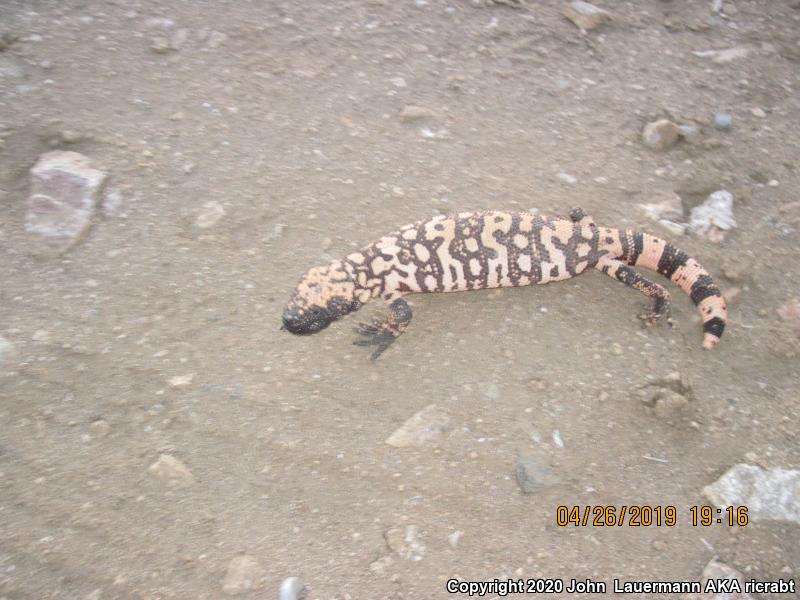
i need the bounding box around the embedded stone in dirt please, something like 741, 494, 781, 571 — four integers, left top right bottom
688, 190, 736, 242
25, 151, 107, 253
702, 464, 800, 523
681, 558, 753, 600
515, 455, 561, 493
562, 1, 612, 32
385, 403, 450, 447
642, 119, 681, 151
385, 525, 426, 560
222, 555, 265, 595
147, 454, 195, 488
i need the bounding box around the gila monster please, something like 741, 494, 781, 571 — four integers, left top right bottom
282, 209, 727, 359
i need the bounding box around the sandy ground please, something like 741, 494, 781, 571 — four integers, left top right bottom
1, 1, 799, 598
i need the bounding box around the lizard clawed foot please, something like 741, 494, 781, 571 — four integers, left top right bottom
353, 322, 399, 360
638, 301, 672, 327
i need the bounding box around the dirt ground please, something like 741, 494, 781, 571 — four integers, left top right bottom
1, 1, 799, 598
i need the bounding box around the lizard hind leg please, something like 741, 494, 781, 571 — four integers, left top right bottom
596, 256, 672, 326
353, 297, 412, 360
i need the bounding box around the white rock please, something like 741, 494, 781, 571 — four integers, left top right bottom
385, 525, 425, 560
195, 201, 226, 228
148, 454, 195, 488
168, 373, 194, 387
386, 404, 450, 447
681, 558, 754, 600
222, 555, 264, 595
562, 1, 612, 32
25, 151, 107, 253
556, 172, 577, 185
702, 464, 800, 523
689, 190, 736, 242
692, 46, 750, 63
398, 105, 436, 122
642, 119, 681, 151
278, 576, 304, 600
638, 192, 684, 222
0, 336, 17, 368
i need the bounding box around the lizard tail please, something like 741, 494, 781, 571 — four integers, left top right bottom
618, 230, 728, 349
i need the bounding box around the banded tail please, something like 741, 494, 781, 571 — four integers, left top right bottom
599, 228, 728, 349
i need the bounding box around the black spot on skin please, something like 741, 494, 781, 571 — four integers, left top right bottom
703, 317, 725, 337
605, 236, 614, 244
550, 265, 559, 277
494, 215, 504, 223
434, 223, 444, 231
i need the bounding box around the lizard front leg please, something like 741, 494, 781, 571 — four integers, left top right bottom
595, 255, 672, 324
353, 297, 412, 360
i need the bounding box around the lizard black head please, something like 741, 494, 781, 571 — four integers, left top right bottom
282, 260, 360, 335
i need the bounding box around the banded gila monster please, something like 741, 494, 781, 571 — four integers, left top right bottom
282, 208, 727, 359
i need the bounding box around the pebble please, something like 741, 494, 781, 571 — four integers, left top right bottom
637, 192, 684, 223
385, 404, 450, 447
89, 419, 111, 438
515, 455, 561, 493
703, 464, 800, 523
713, 113, 732, 130
195, 201, 226, 228
556, 172, 577, 185
688, 190, 736, 242
447, 530, 463, 549
777, 300, 800, 331
562, 1, 612, 32
641, 119, 681, 151
750, 107, 766, 118
385, 525, 426, 560
0, 335, 17, 368
25, 151, 107, 253
222, 555, 264, 595
685, 558, 754, 600
398, 105, 436, 123
278, 577, 304, 600
692, 46, 750, 64
147, 454, 195, 488
168, 373, 195, 387
369, 556, 394, 574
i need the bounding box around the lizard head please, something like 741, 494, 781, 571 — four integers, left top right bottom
282, 260, 360, 335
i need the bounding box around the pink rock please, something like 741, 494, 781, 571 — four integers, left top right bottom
25, 151, 107, 252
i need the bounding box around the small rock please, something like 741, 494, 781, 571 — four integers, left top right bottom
148, 454, 195, 488
89, 419, 111, 438
447, 530, 463, 549
677, 123, 701, 143
385, 525, 425, 560
222, 555, 264, 595
25, 151, 107, 253
59, 129, 84, 144
515, 455, 561, 493
206, 30, 227, 49
168, 373, 194, 387
195, 201, 226, 228
562, 1, 612, 32
278, 576, 304, 600
750, 107, 766, 118
688, 190, 736, 242
385, 404, 450, 447
0, 336, 17, 368
713, 113, 732, 130
702, 464, 800, 523
658, 220, 687, 237
369, 556, 394, 574
681, 558, 753, 600
642, 119, 681, 151
692, 46, 750, 64
149, 36, 172, 54
398, 105, 436, 122
638, 192, 684, 222
777, 300, 800, 332
102, 187, 123, 216
556, 172, 577, 185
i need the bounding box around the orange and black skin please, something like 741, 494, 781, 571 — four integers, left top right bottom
282, 208, 727, 359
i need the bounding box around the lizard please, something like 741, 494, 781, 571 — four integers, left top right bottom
281, 208, 727, 359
